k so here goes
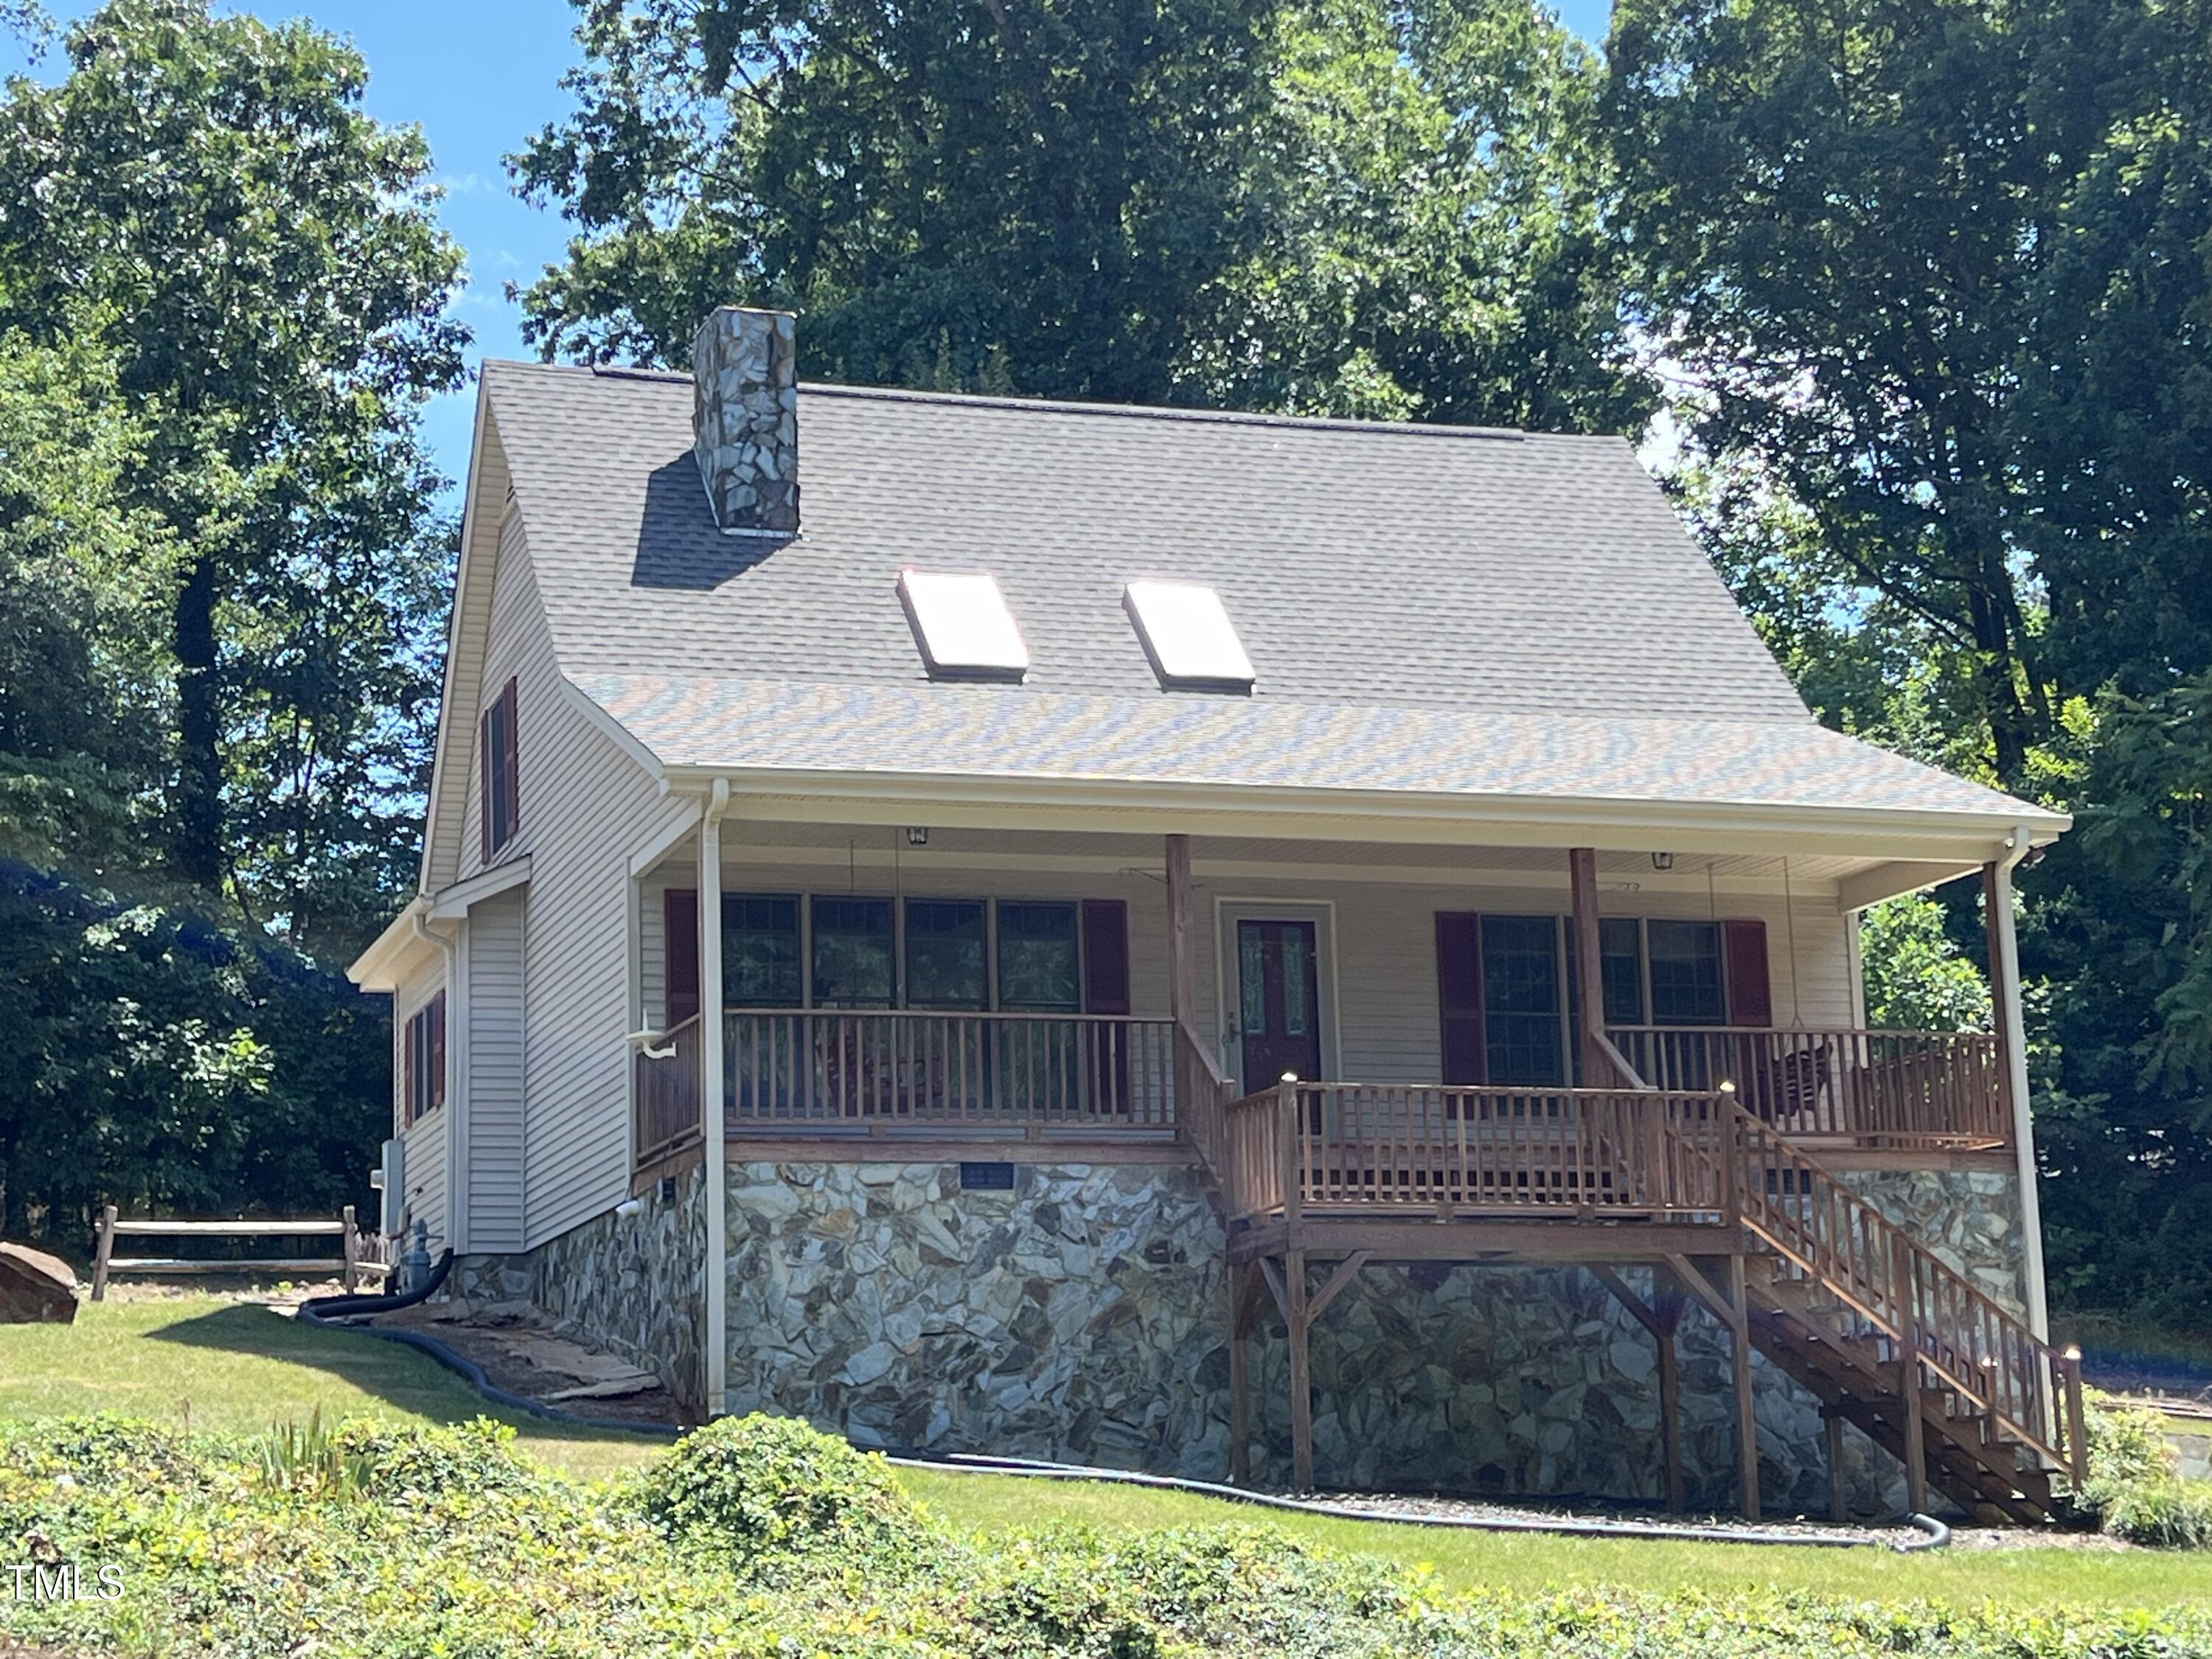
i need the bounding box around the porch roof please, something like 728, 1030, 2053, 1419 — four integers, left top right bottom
567, 671, 2063, 852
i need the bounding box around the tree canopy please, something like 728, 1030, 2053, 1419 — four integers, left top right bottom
512, 0, 1651, 431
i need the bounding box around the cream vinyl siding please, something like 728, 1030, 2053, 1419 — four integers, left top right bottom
463, 888, 527, 1253
449, 506, 692, 1249
458, 506, 542, 883
394, 961, 447, 1244
643, 840, 1849, 1085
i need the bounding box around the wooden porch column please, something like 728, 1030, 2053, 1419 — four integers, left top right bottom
1568, 849, 1607, 1083
1727, 1252, 1762, 1522
1285, 1251, 1314, 1489
1228, 1263, 1256, 1485
1984, 845, 2051, 1338
1825, 1412, 1848, 1523
1593, 1265, 1687, 1514
1165, 835, 1197, 1031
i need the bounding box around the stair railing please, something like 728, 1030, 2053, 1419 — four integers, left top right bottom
1665, 1089, 2085, 1484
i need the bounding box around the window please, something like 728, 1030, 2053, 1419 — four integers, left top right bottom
995, 902, 1082, 1011
811, 896, 895, 1006
1599, 917, 1646, 1026
481, 678, 519, 858
1481, 915, 1565, 1086
905, 899, 988, 1008
1649, 920, 1727, 1026
403, 991, 446, 1125
1123, 580, 1256, 691
723, 895, 801, 1007
896, 568, 1029, 681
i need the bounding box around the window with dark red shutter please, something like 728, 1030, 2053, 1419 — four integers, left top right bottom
481, 678, 519, 858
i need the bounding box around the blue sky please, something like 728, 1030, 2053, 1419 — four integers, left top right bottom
5, 0, 1615, 499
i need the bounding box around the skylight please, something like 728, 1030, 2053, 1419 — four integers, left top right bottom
897, 568, 1030, 681
1124, 580, 1255, 692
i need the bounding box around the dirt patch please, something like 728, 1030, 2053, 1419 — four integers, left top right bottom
355, 1299, 687, 1430
1302, 1491, 1922, 1546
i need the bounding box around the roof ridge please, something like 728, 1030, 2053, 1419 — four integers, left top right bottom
483, 356, 1573, 442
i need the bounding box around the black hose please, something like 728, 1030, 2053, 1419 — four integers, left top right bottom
888, 1450, 1946, 1551
298, 1247, 455, 1319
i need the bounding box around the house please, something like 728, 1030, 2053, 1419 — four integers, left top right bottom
349, 306, 2083, 1523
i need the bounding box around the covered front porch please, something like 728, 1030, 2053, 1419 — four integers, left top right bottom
627, 824, 2025, 1172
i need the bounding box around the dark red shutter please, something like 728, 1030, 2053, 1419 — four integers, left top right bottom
1079, 900, 1130, 1015
402, 1010, 417, 1125
1436, 913, 1486, 1085
665, 888, 701, 1025
499, 680, 520, 846
1723, 920, 1772, 1026
479, 704, 493, 863
1081, 900, 1133, 1113
428, 992, 447, 1114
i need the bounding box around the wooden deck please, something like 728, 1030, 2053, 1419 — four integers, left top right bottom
1187, 1064, 2081, 1524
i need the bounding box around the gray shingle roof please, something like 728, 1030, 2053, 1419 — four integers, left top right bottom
483, 361, 2053, 827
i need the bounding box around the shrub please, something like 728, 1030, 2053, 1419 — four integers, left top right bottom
0, 1414, 215, 1489
636, 1413, 935, 1574
321, 1416, 535, 1501
2076, 1389, 2212, 1547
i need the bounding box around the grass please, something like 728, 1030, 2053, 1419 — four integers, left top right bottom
0, 1295, 661, 1480
7, 1294, 2212, 1616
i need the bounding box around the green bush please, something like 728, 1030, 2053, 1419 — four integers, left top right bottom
636, 1412, 935, 1574
2076, 1390, 2212, 1547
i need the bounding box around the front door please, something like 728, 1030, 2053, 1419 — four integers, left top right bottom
1237, 919, 1322, 1086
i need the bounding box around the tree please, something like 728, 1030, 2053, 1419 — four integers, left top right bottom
512, 0, 1649, 431
0, 0, 466, 939
1605, 0, 2196, 787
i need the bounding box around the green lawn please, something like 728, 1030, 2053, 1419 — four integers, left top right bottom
7, 1295, 2211, 1615
0, 1295, 662, 1480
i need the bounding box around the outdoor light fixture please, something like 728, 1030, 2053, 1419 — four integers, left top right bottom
905, 827, 929, 847
1651, 852, 1675, 871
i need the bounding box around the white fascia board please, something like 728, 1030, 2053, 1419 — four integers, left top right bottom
657, 762, 2069, 864
428, 855, 533, 919
348, 897, 436, 992
419, 383, 502, 894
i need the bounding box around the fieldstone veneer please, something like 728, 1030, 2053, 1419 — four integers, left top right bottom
453, 1163, 709, 1411
691, 305, 799, 532
723, 1161, 1229, 1471
710, 1160, 2026, 1510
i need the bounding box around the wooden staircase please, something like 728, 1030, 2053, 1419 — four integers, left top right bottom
1666, 1094, 2087, 1523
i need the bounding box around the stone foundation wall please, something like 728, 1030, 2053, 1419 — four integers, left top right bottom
467, 1154, 2026, 1518
1237, 1262, 1904, 1515
1843, 1168, 2025, 1315
722, 1160, 1228, 1472
454, 1162, 709, 1410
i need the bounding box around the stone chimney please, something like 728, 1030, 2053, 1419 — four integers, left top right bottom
691, 305, 799, 534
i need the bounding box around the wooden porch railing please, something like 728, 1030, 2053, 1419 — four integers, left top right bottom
1175, 1018, 1239, 1178
724, 1009, 1177, 1133
634, 1012, 704, 1164
1217, 1082, 1722, 1225
1666, 1091, 2083, 1481
1606, 1025, 2008, 1150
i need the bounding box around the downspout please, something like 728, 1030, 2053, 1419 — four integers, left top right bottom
409, 906, 466, 1256
700, 778, 731, 1416
1991, 826, 2049, 1340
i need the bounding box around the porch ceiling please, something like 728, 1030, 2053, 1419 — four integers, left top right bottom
673, 818, 1978, 906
